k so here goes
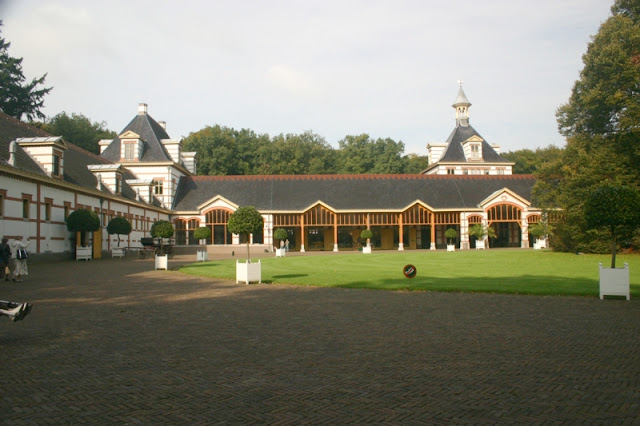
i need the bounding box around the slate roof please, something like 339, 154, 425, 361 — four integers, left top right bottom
0, 111, 161, 206
438, 124, 512, 164
99, 113, 173, 163
172, 174, 537, 212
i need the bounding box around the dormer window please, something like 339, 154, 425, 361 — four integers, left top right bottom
471, 145, 480, 160
154, 180, 164, 195
124, 142, 136, 160
119, 131, 143, 161
52, 153, 61, 176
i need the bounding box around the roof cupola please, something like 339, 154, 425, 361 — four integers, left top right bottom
453, 80, 471, 127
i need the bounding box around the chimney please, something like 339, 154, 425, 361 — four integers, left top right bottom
158, 121, 166, 130
138, 103, 148, 115
8, 141, 17, 166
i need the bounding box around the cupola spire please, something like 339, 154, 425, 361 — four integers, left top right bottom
453, 80, 471, 126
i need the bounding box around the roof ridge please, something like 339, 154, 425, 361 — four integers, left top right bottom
187, 173, 533, 181
0, 111, 52, 138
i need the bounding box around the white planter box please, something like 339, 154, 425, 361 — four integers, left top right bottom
275, 248, 286, 257
533, 239, 546, 250
236, 260, 261, 284
76, 246, 92, 261
155, 254, 168, 270
112, 248, 125, 258
599, 263, 630, 300
362, 245, 372, 254
197, 250, 208, 262
475, 240, 485, 250
447, 244, 455, 252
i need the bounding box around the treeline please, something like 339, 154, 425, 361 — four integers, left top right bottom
182, 125, 430, 175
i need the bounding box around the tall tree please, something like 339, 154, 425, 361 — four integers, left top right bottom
0, 21, 52, 120
336, 134, 406, 174
534, 0, 640, 253
33, 112, 116, 154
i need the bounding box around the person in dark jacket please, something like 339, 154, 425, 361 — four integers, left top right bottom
0, 237, 10, 280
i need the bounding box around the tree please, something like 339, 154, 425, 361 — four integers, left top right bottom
584, 184, 640, 268
0, 21, 52, 120
194, 226, 211, 243
534, 1, 640, 253
360, 229, 373, 248
151, 220, 174, 239
107, 217, 132, 247
227, 206, 264, 260
444, 228, 457, 245
468, 224, 497, 246
273, 228, 288, 247
34, 112, 116, 154
336, 134, 406, 174
66, 209, 100, 246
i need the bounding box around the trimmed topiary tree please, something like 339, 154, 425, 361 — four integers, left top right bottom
151, 220, 174, 239
360, 229, 373, 247
107, 216, 132, 247
194, 226, 211, 244
273, 228, 288, 248
444, 228, 457, 246
151, 220, 174, 255
66, 209, 100, 246
228, 206, 264, 260
584, 184, 640, 268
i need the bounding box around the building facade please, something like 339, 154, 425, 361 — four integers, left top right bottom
0, 88, 543, 256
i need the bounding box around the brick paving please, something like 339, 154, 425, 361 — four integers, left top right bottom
1, 253, 639, 424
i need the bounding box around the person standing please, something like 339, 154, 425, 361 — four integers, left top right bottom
0, 238, 10, 280
10, 237, 30, 282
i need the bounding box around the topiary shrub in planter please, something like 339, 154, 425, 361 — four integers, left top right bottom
66, 209, 100, 257
194, 226, 211, 245
468, 224, 497, 249
444, 228, 457, 251
529, 222, 550, 249
360, 229, 373, 254
584, 184, 640, 300
228, 206, 264, 283
273, 228, 288, 257
107, 217, 132, 248
151, 220, 174, 257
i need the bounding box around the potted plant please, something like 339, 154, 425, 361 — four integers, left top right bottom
228, 206, 264, 284
66, 209, 100, 260
194, 226, 211, 261
194, 226, 211, 245
107, 216, 131, 258
528, 222, 550, 249
468, 224, 497, 249
150, 220, 174, 269
273, 228, 288, 257
444, 228, 457, 252
584, 184, 640, 299
360, 229, 373, 254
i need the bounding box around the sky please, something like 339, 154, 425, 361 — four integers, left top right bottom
1, 0, 613, 155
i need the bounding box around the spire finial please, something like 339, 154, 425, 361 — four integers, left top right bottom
457, 79, 464, 87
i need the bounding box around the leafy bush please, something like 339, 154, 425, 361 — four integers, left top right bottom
151, 220, 174, 239
194, 226, 211, 240
107, 217, 132, 247
228, 206, 264, 260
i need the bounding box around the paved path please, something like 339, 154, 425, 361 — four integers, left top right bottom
1, 254, 639, 424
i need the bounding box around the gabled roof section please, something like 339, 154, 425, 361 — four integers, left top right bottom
438, 124, 510, 164
197, 195, 239, 212
100, 111, 173, 163
172, 174, 537, 213
478, 187, 531, 208
0, 111, 162, 207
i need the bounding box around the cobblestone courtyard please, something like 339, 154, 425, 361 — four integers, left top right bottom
1, 254, 639, 424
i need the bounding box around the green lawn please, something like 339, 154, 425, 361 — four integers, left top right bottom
179, 250, 640, 297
